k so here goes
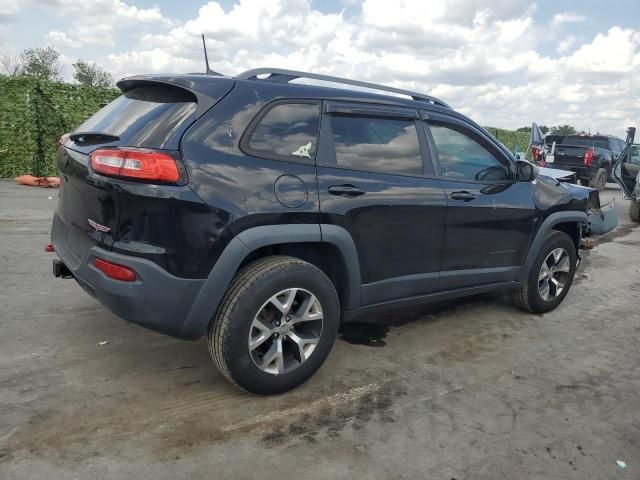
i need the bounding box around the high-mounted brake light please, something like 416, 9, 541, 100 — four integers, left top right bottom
90, 148, 180, 182
583, 148, 594, 166
93, 258, 137, 282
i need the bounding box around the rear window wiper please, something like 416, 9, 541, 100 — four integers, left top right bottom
69, 132, 120, 144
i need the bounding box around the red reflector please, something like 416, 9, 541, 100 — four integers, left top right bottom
531, 146, 541, 162
44, 243, 55, 252
583, 148, 594, 166
90, 148, 180, 182
93, 258, 137, 282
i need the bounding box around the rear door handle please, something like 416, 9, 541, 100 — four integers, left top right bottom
328, 184, 365, 197
450, 191, 477, 202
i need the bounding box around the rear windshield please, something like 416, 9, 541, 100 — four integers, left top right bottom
74, 85, 197, 149
544, 135, 564, 146
561, 136, 609, 149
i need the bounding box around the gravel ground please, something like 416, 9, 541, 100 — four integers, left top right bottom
1, 180, 638, 479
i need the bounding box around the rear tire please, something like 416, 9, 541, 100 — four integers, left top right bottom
512, 231, 577, 314
589, 167, 607, 191
630, 200, 640, 222
208, 256, 340, 395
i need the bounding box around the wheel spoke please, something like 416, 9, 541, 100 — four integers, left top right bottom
261, 338, 284, 374
288, 332, 319, 363
539, 263, 550, 281
550, 276, 564, 295
269, 289, 297, 315
552, 248, 564, 265
539, 278, 550, 300
291, 294, 323, 324
555, 255, 570, 273
249, 319, 273, 351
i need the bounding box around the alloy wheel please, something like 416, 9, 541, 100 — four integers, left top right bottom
538, 248, 571, 301
248, 288, 323, 375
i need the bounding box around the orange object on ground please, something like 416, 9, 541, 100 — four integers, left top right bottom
15, 175, 60, 188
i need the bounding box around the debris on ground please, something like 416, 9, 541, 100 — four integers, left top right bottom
616, 460, 627, 469
15, 175, 60, 188
98, 341, 110, 346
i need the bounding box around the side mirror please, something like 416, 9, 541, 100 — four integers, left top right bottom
516, 160, 538, 182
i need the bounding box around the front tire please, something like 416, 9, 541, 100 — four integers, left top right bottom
589, 167, 607, 191
208, 256, 340, 395
512, 231, 577, 314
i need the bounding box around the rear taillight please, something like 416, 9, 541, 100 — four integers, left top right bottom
531, 146, 541, 162
56, 133, 70, 150
90, 148, 180, 183
583, 148, 594, 166
93, 258, 137, 282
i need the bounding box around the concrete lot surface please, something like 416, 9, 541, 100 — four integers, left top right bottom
1, 179, 639, 479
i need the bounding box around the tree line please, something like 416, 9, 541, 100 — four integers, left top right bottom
515, 125, 579, 136
0, 47, 114, 88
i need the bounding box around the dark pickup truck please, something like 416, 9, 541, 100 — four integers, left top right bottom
546, 134, 627, 191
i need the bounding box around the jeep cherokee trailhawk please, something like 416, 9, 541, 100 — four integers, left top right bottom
51, 68, 597, 394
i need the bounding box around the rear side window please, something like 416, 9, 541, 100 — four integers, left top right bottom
429, 123, 510, 181
75, 85, 197, 149
329, 116, 422, 175
245, 102, 321, 161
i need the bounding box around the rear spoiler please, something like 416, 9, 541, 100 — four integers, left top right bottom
116, 75, 235, 119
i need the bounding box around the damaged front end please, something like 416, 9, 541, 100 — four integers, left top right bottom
585, 189, 618, 236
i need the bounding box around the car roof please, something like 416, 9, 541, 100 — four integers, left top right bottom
117, 72, 482, 133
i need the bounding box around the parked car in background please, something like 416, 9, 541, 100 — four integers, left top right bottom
546, 134, 626, 191
51, 68, 597, 394
614, 143, 640, 221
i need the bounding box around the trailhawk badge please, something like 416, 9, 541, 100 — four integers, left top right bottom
88, 219, 111, 233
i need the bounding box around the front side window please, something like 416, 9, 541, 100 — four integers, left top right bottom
246, 102, 320, 161
329, 115, 422, 175
627, 145, 640, 166
428, 124, 510, 181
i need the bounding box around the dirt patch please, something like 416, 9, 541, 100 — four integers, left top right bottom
260, 380, 408, 446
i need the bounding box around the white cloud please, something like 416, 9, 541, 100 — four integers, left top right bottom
6, 0, 640, 135
557, 35, 577, 54
551, 12, 588, 26
45, 30, 79, 49
42, 0, 176, 47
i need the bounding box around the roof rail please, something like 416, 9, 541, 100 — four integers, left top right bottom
236, 68, 450, 108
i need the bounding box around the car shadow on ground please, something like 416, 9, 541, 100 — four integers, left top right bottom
339, 292, 507, 347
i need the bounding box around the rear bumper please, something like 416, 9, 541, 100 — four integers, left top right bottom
51, 213, 206, 338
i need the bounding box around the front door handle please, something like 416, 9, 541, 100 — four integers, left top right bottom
450, 191, 477, 202
328, 184, 365, 198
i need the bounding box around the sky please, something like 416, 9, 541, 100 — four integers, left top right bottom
1, 0, 639, 134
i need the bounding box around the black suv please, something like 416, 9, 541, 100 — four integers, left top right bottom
51, 68, 596, 394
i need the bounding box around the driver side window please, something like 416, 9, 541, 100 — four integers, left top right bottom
428, 123, 510, 181
628, 145, 640, 166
